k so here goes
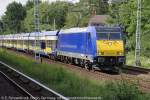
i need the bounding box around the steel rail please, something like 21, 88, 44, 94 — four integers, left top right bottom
0, 61, 69, 100
0, 71, 36, 99
123, 65, 150, 74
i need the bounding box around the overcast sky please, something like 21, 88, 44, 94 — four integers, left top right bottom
0, 0, 79, 17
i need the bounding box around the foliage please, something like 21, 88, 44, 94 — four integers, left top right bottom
25, 0, 34, 10
24, 1, 70, 32
41, 1, 70, 30
0, 0, 109, 33
23, 8, 34, 32
0, 21, 4, 32
0, 49, 149, 99
1, 2, 26, 34
64, 2, 90, 28
65, 0, 109, 28
127, 52, 150, 68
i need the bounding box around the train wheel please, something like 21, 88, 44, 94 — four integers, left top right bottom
70, 57, 74, 64
79, 59, 83, 68
64, 56, 67, 63
84, 64, 88, 70
84, 60, 90, 71
118, 68, 122, 74
88, 62, 93, 71
91, 64, 97, 72
66, 57, 69, 64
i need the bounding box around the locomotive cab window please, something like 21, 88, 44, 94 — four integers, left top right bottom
97, 33, 122, 40
96, 27, 123, 40
97, 33, 108, 40
109, 33, 122, 40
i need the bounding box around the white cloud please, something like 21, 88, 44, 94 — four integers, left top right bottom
0, 0, 79, 17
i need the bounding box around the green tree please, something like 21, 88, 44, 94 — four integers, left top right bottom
4, 2, 26, 33
24, 1, 70, 32
45, 1, 70, 29
65, 0, 109, 28
0, 21, 4, 32
26, 0, 34, 10
25, 0, 42, 10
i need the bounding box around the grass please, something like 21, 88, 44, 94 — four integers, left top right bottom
0, 48, 150, 100
126, 52, 150, 68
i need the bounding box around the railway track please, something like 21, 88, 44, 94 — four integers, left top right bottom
0, 61, 68, 100
122, 65, 150, 74
0, 71, 33, 99
46, 56, 150, 75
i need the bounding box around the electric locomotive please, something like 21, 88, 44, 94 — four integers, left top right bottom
94, 26, 125, 71
56, 26, 125, 71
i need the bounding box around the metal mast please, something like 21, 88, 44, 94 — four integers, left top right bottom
34, 0, 40, 61
135, 0, 141, 66
53, 18, 56, 30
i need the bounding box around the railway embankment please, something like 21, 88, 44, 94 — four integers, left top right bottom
0, 49, 150, 100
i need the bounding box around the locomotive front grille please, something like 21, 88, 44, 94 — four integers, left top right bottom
97, 56, 125, 65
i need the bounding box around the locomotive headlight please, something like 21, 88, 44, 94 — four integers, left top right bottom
119, 52, 123, 55
117, 52, 123, 55
99, 52, 104, 55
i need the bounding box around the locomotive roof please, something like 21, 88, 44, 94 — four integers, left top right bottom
60, 26, 122, 34
60, 27, 88, 34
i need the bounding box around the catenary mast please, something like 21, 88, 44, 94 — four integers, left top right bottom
135, 0, 141, 66
34, 0, 40, 61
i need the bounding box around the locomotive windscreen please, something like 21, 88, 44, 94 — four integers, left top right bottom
95, 27, 121, 33
96, 27, 122, 40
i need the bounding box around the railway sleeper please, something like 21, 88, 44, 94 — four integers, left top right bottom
12, 71, 20, 78
19, 76, 30, 84
29, 82, 42, 92
7, 68, 13, 73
